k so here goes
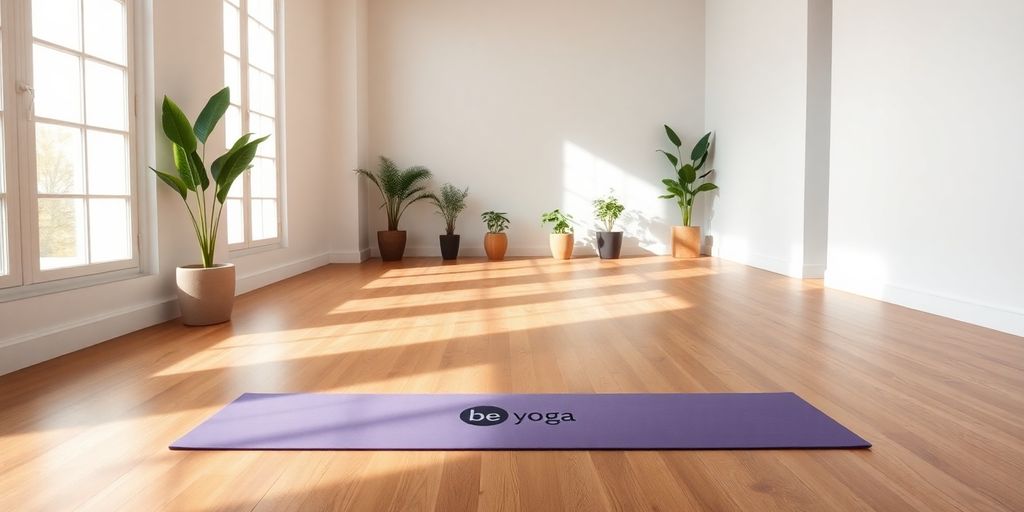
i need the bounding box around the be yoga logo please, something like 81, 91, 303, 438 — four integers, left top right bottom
460, 406, 577, 427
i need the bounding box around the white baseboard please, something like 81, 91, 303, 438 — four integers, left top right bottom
825, 271, 1024, 337
329, 248, 371, 263
1, 252, 335, 376
235, 253, 331, 294
0, 298, 179, 376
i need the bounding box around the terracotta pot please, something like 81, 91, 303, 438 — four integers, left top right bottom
549, 233, 574, 260
596, 231, 623, 259
377, 230, 407, 261
671, 226, 701, 258
439, 234, 461, 260
484, 232, 508, 261
176, 264, 236, 326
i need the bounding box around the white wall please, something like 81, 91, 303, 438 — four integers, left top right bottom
704, 0, 830, 278
365, 0, 705, 257
828, 0, 1024, 336
0, 0, 339, 374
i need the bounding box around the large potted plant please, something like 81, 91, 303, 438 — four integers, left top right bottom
541, 209, 574, 260
481, 211, 510, 261
150, 87, 269, 325
658, 125, 717, 258
429, 183, 469, 260
592, 192, 625, 259
355, 156, 433, 261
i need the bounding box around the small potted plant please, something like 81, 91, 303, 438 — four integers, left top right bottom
481, 211, 510, 261
658, 125, 717, 258
593, 191, 625, 259
429, 183, 469, 260
355, 156, 433, 261
149, 87, 269, 325
541, 209, 574, 260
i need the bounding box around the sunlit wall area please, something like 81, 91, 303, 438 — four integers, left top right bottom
703, 0, 831, 279
364, 0, 706, 257
828, 0, 1024, 336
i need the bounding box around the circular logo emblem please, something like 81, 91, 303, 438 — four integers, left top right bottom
459, 405, 509, 426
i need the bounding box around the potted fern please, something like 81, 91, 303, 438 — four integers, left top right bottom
149, 87, 269, 325
481, 211, 510, 261
541, 209, 574, 260
658, 125, 717, 258
355, 156, 433, 261
429, 183, 469, 260
593, 192, 625, 259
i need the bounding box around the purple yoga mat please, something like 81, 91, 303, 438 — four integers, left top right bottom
170, 392, 870, 451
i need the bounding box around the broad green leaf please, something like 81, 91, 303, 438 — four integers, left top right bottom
664, 125, 681, 148
694, 151, 708, 171
172, 143, 198, 191
667, 185, 687, 197
190, 151, 210, 190
194, 87, 231, 144
149, 167, 188, 200
679, 164, 696, 184
216, 135, 271, 202
690, 132, 712, 161
161, 96, 197, 153
657, 149, 678, 167
661, 178, 680, 189
694, 182, 718, 194
211, 133, 253, 181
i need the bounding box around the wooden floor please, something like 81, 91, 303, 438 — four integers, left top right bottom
1, 256, 1023, 511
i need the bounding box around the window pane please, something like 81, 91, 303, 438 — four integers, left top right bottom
247, 19, 274, 73
33, 45, 83, 123
251, 198, 277, 240
83, 0, 126, 64
88, 198, 130, 262
225, 105, 241, 149
224, 55, 241, 102
250, 157, 276, 198
249, 0, 274, 28
250, 112, 275, 157
36, 124, 85, 194
86, 130, 128, 195
226, 198, 244, 244
32, 0, 81, 50
248, 66, 274, 117
85, 60, 127, 131
39, 197, 87, 269
224, 3, 240, 57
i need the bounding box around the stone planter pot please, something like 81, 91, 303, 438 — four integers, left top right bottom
671, 226, 701, 258
484, 232, 508, 261
549, 233, 574, 260
596, 231, 623, 259
176, 263, 236, 326
377, 230, 407, 261
439, 234, 461, 260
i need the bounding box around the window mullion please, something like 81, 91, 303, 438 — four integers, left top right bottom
240, 0, 252, 247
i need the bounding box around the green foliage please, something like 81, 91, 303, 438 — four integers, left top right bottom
149, 87, 268, 267
481, 211, 510, 233
592, 191, 625, 232
541, 209, 574, 234
429, 183, 469, 235
355, 156, 434, 231
658, 124, 717, 226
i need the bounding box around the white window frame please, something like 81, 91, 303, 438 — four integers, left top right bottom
224, 0, 285, 253
0, 0, 143, 293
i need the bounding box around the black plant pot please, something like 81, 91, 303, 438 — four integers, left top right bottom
439, 234, 461, 260
596, 231, 623, 259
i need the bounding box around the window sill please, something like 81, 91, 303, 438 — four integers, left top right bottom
0, 267, 149, 304
228, 241, 283, 259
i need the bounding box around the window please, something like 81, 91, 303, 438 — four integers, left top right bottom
223, 0, 281, 250
0, 0, 139, 291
